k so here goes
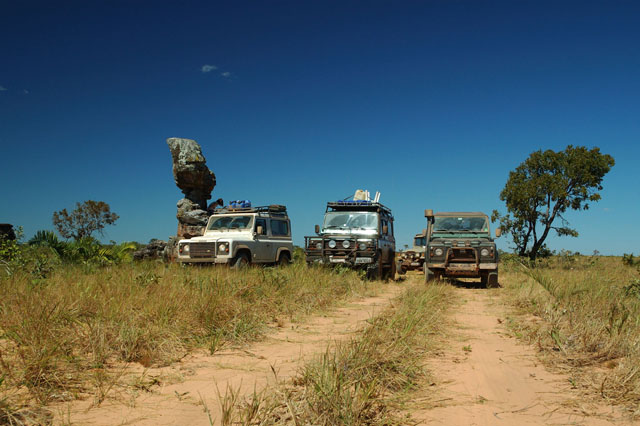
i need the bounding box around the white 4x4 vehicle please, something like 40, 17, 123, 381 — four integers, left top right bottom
177, 204, 293, 267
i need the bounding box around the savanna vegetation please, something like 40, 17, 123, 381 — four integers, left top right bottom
500, 254, 640, 415
492, 145, 614, 260
0, 235, 383, 424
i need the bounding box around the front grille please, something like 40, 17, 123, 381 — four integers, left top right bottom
449, 247, 476, 263
190, 242, 216, 258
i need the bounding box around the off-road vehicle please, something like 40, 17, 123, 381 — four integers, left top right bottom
423, 210, 501, 287
304, 199, 396, 280
176, 204, 293, 267
397, 230, 426, 274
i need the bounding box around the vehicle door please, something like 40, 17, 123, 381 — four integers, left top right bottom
269, 218, 291, 261
379, 217, 395, 263
253, 218, 271, 262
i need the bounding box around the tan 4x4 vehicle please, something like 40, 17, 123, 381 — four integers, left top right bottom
177, 204, 293, 267
423, 210, 501, 287
398, 230, 426, 274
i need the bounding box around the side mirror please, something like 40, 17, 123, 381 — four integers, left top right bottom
382, 225, 388, 235
424, 209, 434, 219
495, 228, 501, 238
315, 224, 320, 234
256, 225, 263, 235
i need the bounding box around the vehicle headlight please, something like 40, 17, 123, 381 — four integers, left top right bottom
218, 242, 229, 253
342, 240, 351, 249
434, 248, 444, 256
315, 242, 322, 250
358, 242, 367, 250
481, 248, 490, 257
179, 243, 189, 253
328, 240, 336, 249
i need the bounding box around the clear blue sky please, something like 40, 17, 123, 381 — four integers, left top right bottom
1, 1, 638, 255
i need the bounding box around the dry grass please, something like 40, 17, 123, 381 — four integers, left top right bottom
222, 280, 452, 425
500, 255, 640, 416
0, 261, 381, 421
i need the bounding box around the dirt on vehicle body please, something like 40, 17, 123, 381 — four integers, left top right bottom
305, 199, 396, 280
423, 210, 500, 287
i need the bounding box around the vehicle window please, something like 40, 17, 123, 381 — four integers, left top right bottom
208, 215, 253, 231
382, 219, 390, 235
255, 218, 267, 235
271, 220, 290, 236
433, 216, 488, 232
322, 212, 378, 231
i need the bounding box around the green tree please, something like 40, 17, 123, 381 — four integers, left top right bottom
52, 200, 119, 240
492, 145, 614, 260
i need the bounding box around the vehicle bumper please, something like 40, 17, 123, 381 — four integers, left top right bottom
305, 254, 376, 266
427, 262, 497, 276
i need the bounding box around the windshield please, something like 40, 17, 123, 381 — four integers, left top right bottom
322, 212, 379, 232
207, 215, 254, 231
433, 216, 488, 232
414, 236, 426, 246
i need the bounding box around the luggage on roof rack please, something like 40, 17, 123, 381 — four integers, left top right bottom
211, 204, 288, 216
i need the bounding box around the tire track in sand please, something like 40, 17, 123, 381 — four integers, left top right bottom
409, 285, 630, 426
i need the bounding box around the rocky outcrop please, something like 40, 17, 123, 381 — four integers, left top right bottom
167, 138, 216, 209
133, 239, 168, 260
167, 138, 216, 240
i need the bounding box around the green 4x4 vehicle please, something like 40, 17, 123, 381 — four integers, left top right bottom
423, 210, 501, 287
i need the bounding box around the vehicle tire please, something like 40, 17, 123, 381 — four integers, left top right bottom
397, 261, 407, 275
277, 252, 291, 266
388, 253, 397, 281
232, 252, 250, 269
486, 272, 499, 288
366, 252, 384, 280
425, 267, 436, 283
480, 273, 488, 287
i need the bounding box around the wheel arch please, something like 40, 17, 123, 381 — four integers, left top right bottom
275, 247, 291, 261
234, 245, 252, 260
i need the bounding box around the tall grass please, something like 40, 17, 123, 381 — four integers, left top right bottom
0, 261, 379, 418
501, 256, 640, 414
224, 282, 452, 425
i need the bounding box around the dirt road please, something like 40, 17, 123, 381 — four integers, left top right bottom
410, 285, 628, 426
61, 283, 405, 425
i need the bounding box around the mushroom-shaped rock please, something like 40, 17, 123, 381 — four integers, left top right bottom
167, 137, 216, 209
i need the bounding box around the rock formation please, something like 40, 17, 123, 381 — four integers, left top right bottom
133, 239, 168, 260
167, 138, 216, 240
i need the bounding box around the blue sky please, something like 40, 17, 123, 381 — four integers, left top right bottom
1, 1, 638, 254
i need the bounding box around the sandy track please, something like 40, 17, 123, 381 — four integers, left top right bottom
61, 282, 405, 425
410, 285, 629, 426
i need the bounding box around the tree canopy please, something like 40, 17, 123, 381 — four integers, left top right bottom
492, 145, 614, 260
53, 200, 119, 240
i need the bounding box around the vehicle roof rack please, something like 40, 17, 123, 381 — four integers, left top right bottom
326, 199, 393, 216
211, 204, 288, 216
